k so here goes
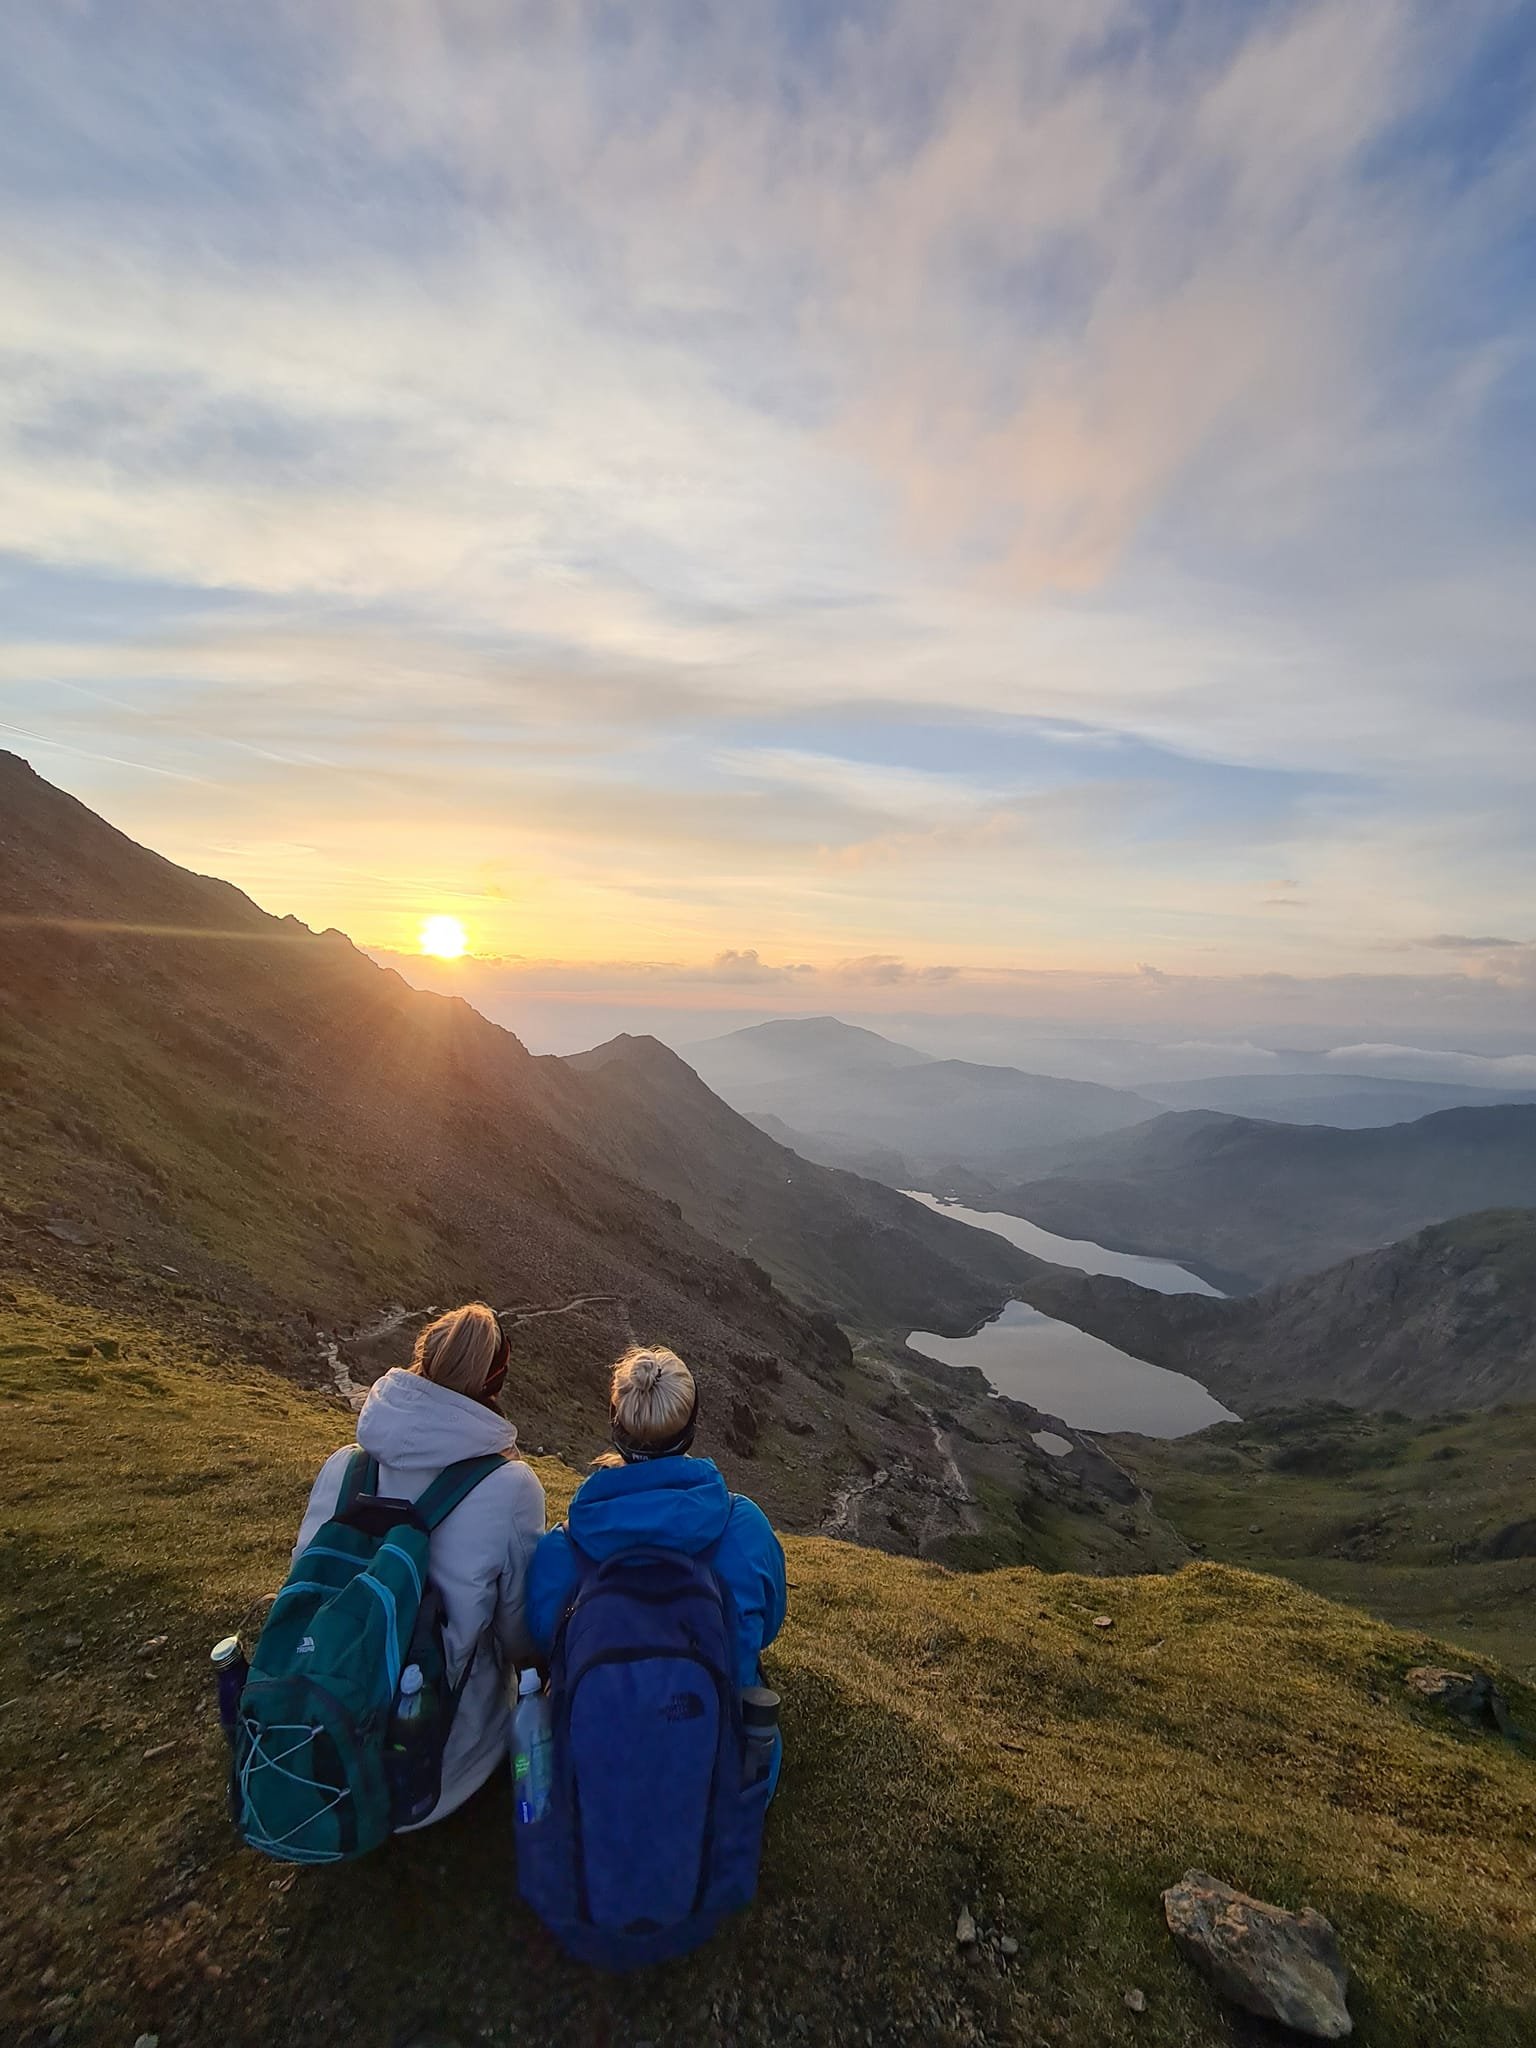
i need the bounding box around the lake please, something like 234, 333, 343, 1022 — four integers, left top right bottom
903, 1191, 1238, 1437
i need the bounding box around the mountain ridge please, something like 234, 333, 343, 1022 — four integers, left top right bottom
0, 753, 1168, 1569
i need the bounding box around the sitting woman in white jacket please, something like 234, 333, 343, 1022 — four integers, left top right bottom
293, 1301, 547, 1826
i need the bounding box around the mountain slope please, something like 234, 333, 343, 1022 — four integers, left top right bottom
1105, 1400, 1536, 1680
566, 1032, 1053, 1329
4, 1283, 1533, 2048
0, 754, 1158, 1564
1145, 1070, 1536, 1128
996, 1104, 1536, 1289
686, 1016, 1160, 1181
1028, 1210, 1536, 1417
562, 1033, 1184, 1561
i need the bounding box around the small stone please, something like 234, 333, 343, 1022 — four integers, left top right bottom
133, 2035, 160, 2048
142, 1742, 176, 1760
40, 1967, 58, 1990
1124, 1987, 1147, 2013
999, 1935, 1019, 1957
136, 1636, 168, 1659
1404, 1666, 1513, 1735
1093, 1615, 1114, 1630
48, 2027, 68, 2047
955, 1904, 977, 1946
1163, 1870, 1351, 2039
62, 1633, 83, 1652
1248, 1523, 1261, 1534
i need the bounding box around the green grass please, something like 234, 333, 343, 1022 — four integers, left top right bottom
1110, 1405, 1536, 1680
4, 1286, 1535, 2048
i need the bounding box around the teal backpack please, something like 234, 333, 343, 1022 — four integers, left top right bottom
232, 1448, 505, 1863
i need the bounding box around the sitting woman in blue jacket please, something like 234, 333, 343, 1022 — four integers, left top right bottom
527, 1344, 787, 1782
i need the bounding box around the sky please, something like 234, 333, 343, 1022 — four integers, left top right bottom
3, 0, 1535, 1057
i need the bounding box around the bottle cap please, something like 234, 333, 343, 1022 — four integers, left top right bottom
211, 1634, 242, 1667
399, 1663, 424, 1695
518, 1667, 544, 1698
741, 1684, 780, 1731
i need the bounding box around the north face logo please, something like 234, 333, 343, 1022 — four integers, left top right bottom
297, 1636, 315, 1656
662, 1690, 705, 1723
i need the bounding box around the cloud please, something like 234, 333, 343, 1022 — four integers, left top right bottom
2, 0, 1536, 1007
1422, 933, 1524, 950
829, 956, 958, 987
1323, 1042, 1536, 1086
704, 948, 812, 985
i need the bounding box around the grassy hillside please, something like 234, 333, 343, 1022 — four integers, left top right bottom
5, 1284, 1534, 2048
1106, 1403, 1536, 1680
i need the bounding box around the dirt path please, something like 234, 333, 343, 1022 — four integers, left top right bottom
318, 1294, 630, 1410
821, 1344, 979, 1550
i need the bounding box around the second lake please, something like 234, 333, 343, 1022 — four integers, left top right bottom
903, 1191, 1239, 1439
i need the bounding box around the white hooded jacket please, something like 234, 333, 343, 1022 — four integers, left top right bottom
294, 1368, 547, 1826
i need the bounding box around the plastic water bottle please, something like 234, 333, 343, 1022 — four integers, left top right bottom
741, 1684, 780, 1788
386, 1663, 441, 1826
512, 1668, 552, 1825
211, 1634, 248, 1743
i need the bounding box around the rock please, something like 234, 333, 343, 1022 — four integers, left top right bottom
142, 1742, 176, 1760
62, 1633, 83, 1652
955, 1904, 977, 1946
133, 2035, 160, 2048
136, 1635, 168, 1659
1092, 1615, 1114, 1630
1404, 1666, 1513, 1735
1124, 1988, 1147, 2013
998, 1935, 1019, 1957
1248, 1523, 1262, 1534
1162, 1869, 1351, 2039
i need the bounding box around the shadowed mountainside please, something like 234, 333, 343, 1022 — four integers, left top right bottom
1143, 1069, 1536, 1129
1024, 1210, 1536, 1418
685, 1015, 1160, 1182
987, 1104, 1536, 1290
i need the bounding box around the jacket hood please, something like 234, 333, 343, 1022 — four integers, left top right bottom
355, 1367, 519, 1472
567, 1456, 732, 1559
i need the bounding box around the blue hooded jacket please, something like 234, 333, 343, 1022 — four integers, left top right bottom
527, 1456, 787, 1692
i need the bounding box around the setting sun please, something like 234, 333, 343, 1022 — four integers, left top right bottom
419, 913, 468, 959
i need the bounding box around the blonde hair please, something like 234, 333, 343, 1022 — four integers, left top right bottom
609, 1344, 695, 1449
411, 1302, 501, 1397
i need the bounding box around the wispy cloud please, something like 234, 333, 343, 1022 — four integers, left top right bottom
1, 1, 1534, 1022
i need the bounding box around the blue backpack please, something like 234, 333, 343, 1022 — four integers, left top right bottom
516, 1530, 773, 1970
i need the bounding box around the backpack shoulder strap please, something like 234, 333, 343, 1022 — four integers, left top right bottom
335, 1447, 377, 1514
413, 1453, 508, 1532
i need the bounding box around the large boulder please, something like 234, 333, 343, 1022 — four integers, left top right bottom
1162, 1870, 1352, 2039
1404, 1665, 1514, 1735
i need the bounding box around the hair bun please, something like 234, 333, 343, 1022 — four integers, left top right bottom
630, 1355, 662, 1393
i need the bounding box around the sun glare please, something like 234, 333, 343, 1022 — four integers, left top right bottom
419, 914, 468, 959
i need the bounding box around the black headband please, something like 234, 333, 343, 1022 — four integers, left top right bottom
611, 1385, 699, 1463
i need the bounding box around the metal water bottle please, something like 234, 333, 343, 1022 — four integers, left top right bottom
211, 1634, 248, 1743
741, 1683, 780, 1788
